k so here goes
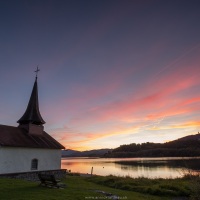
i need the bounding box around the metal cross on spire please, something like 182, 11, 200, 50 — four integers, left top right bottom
35, 66, 40, 79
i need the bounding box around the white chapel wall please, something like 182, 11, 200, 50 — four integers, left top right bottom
0, 147, 61, 174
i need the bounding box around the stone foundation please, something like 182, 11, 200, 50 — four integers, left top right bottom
0, 169, 67, 182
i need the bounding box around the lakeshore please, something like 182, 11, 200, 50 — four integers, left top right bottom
61, 157, 200, 179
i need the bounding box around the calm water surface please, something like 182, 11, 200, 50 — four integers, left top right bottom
61, 157, 200, 178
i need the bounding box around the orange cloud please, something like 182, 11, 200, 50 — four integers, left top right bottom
148, 121, 200, 132
171, 121, 200, 129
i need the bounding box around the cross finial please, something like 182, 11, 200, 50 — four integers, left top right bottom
35, 66, 40, 79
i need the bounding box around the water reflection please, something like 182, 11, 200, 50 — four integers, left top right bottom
61, 157, 200, 178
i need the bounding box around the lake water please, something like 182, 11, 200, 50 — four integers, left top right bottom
61, 157, 200, 178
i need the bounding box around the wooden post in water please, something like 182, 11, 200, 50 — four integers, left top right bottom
91, 167, 93, 176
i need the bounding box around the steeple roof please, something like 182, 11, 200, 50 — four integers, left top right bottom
17, 77, 45, 125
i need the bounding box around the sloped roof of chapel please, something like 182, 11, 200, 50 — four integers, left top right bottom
0, 124, 65, 149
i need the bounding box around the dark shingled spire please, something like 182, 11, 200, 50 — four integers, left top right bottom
17, 77, 45, 125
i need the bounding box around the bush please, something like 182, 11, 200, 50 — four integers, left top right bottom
189, 175, 200, 200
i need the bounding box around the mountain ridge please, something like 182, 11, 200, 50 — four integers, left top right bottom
62, 148, 112, 157
62, 133, 200, 158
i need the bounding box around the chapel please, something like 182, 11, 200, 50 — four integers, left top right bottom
0, 69, 65, 174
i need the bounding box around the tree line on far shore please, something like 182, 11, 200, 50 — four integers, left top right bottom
104, 133, 200, 158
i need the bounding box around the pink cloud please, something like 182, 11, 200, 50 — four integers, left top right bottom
69, 69, 200, 127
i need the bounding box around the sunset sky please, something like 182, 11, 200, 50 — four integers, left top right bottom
0, 0, 200, 150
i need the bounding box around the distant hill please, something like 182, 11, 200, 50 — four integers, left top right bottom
175, 133, 200, 141
104, 133, 200, 158
62, 149, 81, 157
62, 148, 112, 157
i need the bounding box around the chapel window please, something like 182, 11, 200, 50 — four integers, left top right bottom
31, 159, 38, 170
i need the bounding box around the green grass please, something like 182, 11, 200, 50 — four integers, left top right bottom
86, 175, 191, 197
0, 176, 172, 200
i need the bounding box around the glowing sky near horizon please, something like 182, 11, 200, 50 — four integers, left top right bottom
0, 0, 200, 150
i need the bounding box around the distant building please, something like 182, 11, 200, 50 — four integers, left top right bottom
0, 72, 64, 174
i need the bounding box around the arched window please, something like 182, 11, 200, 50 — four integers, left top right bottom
31, 159, 38, 170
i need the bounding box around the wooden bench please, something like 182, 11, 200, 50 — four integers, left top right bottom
38, 173, 65, 188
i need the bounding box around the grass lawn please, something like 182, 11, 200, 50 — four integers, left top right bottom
86, 175, 191, 197
0, 175, 173, 200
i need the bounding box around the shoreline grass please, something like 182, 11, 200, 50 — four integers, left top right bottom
86, 175, 191, 197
